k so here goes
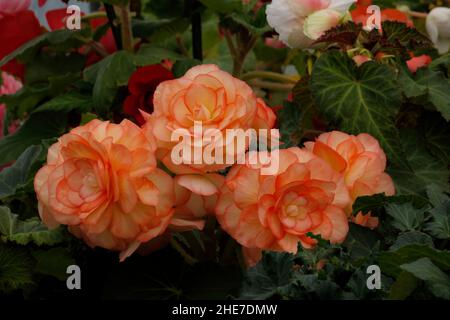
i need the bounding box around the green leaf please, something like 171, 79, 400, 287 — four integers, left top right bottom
429, 52, 450, 75
343, 224, 380, 262
240, 252, 295, 299
426, 203, 450, 240
315, 21, 363, 46
278, 77, 317, 148
88, 51, 136, 116
32, 248, 75, 281
425, 186, 450, 240
352, 193, 427, 216
400, 67, 450, 121
426, 184, 448, 208
172, 59, 202, 78
145, 0, 185, 19
390, 231, 434, 251
295, 274, 342, 299
203, 41, 234, 73
0, 111, 67, 166
228, 10, 271, 35
385, 202, 427, 232
388, 130, 450, 198
134, 44, 185, 66
0, 29, 87, 68
401, 258, 450, 299
0, 206, 66, 246
380, 21, 433, 51
80, 112, 98, 125
132, 18, 190, 42
310, 51, 404, 166
0, 145, 42, 199
388, 271, 419, 300
32, 93, 93, 114
380, 245, 450, 278
25, 52, 85, 85
278, 100, 303, 148
199, 0, 243, 13
397, 63, 428, 98
0, 73, 81, 119
0, 86, 44, 121
0, 243, 34, 293
421, 112, 450, 165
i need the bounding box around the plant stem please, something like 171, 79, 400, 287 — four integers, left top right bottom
176, 35, 189, 56
103, 3, 122, 50
190, 0, 203, 61
224, 30, 238, 59
235, 35, 257, 77
78, 35, 109, 57
226, 31, 257, 77
170, 237, 198, 265
248, 79, 294, 91
81, 12, 107, 22
114, 4, 134, 52
241, 71, 298, 84
224, 30, 242, 76
307, 57, 314, 76
89, 42, 109, 57
408, 11, 428, 19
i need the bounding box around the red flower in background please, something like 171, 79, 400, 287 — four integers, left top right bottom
356, 0, 372, 5
45, 7, 117, 65
381, 9, 413, 27
407, 54, 432, 73
124, 65, 174, 125
90, 17, 117, 55
45, 7, 76, 30
351, 0, 413, 28
0, 0, 42, 80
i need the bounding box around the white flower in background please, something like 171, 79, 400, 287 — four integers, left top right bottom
266, 0, 357, 48
304, 9, 343, 40
426, 7, 450, 54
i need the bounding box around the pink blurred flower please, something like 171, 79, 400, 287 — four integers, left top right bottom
0, 0, 31, 19
0, 72, 22, 138
265, 37, 287, 49
352, 54, 371, 66
406, 55, 432, 74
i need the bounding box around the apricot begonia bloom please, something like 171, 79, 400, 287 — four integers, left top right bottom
304, 131, 395, 211
34, 119, 175, 260
172, 173, 225, 231
215, 148, 352, 254
143, 64, 276, 198
352, 212, 378, 229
